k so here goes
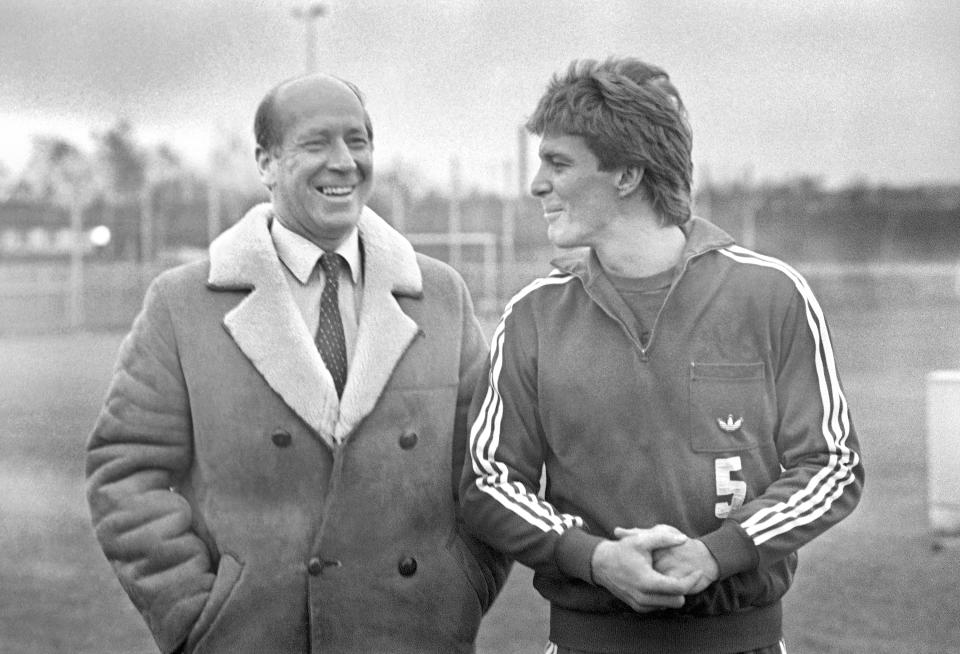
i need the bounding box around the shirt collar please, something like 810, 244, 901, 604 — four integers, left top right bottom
271, 218, 362, 285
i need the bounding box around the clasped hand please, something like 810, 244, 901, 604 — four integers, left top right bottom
590, 524, 719, 612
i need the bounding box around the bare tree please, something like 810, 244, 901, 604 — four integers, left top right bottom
13, 136, 97, 206
93, 120, 147, 259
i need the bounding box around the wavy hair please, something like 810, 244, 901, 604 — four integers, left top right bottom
526, 58, 693, 226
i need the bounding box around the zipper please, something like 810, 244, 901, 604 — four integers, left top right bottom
637, 252, 699, 360
568, 238, 721, 361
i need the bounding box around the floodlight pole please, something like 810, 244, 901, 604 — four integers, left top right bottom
516, 124, 528, 199
740, 164, 757, 249
207, 180, 221, 245
291, 2, 327, 73
448, 156, 462, 271
391, 158, 406, 232
67, 198, 86, 329
501, 159, 515, 268
139, 183, 154, 264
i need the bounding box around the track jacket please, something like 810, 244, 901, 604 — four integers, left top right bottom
461, 217, 863, 653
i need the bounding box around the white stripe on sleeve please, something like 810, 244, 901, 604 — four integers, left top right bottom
719, 246, 859, 545
468, 273, 585, 535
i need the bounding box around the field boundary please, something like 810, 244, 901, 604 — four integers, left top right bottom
1, 258, 958, 334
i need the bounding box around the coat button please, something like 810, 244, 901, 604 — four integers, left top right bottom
398, 556, 418, 576
307, 557, 323, 576
271, 429, 292, 448
398, 431, 418, 450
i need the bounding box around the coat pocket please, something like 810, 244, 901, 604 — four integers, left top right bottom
689, 361, 765, 453
185, 553, 245, 654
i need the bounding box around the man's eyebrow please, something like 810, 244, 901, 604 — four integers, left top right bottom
295, 129, 330, 141
539, 147, 567, 160
296, 126, 367, 140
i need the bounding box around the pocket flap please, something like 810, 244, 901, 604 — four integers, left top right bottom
689, 361, 766, 452
691, 361, 764, 381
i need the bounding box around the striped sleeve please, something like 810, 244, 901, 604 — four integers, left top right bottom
460, 273, 590, 576
708, 246, 863, 572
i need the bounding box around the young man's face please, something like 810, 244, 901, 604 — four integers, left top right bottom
257, 76, 374, 251
530, 133, 622, 250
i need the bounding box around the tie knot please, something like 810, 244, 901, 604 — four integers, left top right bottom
319, 252, 342, 278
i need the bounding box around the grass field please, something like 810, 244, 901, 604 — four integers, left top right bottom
2, 289, 960, 653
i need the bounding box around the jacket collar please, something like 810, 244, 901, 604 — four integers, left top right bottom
208, 202, 422, 448
271, 218, 363, 285
548, 217, 735, 350
550, 216, 734, 279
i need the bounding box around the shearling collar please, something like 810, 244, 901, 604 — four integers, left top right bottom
207, 202, 422, 448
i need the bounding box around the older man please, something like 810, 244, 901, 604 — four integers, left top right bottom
86, 73, 508, 654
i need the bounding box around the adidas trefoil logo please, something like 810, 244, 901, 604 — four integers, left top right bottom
717, 414, 744, 432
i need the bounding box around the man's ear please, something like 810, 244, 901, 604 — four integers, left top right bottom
255, 145, 276, 188
617, 166, 644, 198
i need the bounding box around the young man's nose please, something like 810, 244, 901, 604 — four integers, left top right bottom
530, 168, 551, 197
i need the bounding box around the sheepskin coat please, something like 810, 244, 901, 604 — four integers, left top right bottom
86, 203, 508, 654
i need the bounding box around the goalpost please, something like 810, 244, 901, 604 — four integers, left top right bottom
405, 231, 500, 315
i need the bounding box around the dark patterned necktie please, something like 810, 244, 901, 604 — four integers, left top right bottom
315, 252, 347, 398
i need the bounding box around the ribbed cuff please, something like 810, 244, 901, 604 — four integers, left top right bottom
554, 527, 605, 584
698, 520, 758, 579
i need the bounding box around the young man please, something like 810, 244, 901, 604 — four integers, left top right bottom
461, 57, 863, 654
86, 73, 508, 654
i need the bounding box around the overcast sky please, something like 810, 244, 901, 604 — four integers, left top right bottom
2, 0, 958, 193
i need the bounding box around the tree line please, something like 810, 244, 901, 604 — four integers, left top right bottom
2, 123, 958, 263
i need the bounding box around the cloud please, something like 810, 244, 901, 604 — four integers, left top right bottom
2, 0, 958, 189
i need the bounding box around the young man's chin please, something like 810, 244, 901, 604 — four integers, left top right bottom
547, 228, 581, 250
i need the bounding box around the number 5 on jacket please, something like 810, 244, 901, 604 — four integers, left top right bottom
715, 456, 746, 518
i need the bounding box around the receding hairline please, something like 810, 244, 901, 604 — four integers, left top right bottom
254, 73, 372, 150
273, 73, 361, 103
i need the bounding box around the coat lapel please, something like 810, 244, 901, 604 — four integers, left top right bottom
334, 208, 422, 441
207, 203, 423, 448
208, 204, 340, 446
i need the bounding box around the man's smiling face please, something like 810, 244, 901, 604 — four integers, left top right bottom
258, 75, 374, 250
530, 132, 622, 250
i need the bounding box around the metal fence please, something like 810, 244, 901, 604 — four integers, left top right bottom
1, 257, 957, 336
0, 233, 511, 334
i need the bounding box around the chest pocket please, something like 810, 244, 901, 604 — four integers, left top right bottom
689, 361, 765, 452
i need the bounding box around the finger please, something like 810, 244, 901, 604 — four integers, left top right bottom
674, 571, 706, 595
651, 547, 670, 565
633, 529, 688, 550
640, 569, 699, 595
651, 524, 689, 539
633, 604, 666, 614
617, 593, 664, 613
613, 525, 688, 543
631, 591, 686, 610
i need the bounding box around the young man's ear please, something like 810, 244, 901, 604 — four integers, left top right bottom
616, 166, 644, 198
255, 145, 276, 188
